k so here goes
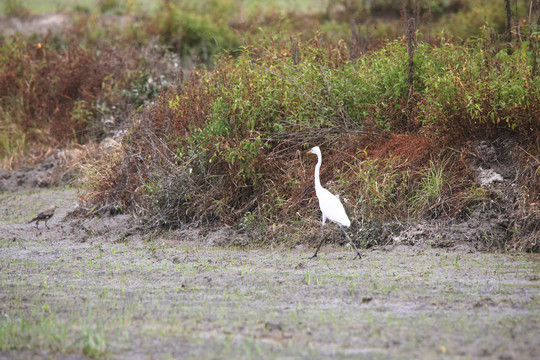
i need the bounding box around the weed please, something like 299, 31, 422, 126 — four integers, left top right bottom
0, 313, 68, 352
77, 323, 108, 359
345, 151, 411, 222
410, 159, 449, 218
303, 271, 322, 286
454, 254, 460, 268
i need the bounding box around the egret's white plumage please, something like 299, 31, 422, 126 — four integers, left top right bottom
308, 146, 361, 259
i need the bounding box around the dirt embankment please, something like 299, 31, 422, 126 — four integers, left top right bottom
1, 136, 536, 252
395, 138, 534, 251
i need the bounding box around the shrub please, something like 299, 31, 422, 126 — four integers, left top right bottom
415, 39, 540, 139
0, 17, 177, 167
82, 35, 538, 245
0, 37, 114, 152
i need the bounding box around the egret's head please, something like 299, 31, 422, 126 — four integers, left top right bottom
307, 146, 321, 156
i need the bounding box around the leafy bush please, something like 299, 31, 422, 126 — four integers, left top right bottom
415, 39, 540, 138
83, 34, 539, 236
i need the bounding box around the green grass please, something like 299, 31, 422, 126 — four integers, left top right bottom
410, 159, 448, 216
0, 313, 68, 352
0, 313, 109, 359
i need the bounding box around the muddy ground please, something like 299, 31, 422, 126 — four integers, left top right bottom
0, 187, 539, 360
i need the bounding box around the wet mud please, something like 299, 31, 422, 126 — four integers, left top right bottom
1, 187, 539, 359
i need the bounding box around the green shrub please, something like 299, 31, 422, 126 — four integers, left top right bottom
83, 35, 538, 238
415, 38, 540, 137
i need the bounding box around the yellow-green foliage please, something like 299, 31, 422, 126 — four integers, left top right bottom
87, 34, 538, 230
416, 39, 540, 132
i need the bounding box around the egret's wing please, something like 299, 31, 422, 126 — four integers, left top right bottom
317, 188, 350, 227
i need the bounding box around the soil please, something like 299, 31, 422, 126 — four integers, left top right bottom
0, 149, 82, 192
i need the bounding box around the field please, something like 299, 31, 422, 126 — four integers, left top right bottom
0, 187, 539, 359
1, 0, 540, 358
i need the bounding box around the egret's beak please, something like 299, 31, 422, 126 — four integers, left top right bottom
307, 149, 313, 155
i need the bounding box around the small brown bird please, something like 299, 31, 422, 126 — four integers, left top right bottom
28, 206, 57, 229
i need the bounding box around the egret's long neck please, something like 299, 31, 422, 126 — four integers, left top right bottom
314, 153, 322, 191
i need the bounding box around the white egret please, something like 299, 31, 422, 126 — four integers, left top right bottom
307, 146, 361, 259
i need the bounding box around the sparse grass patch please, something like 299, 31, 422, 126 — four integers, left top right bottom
0, 314, 109, 359
0, 313, 68, 352
410, 159, 450, 218
0, 213, 538, 359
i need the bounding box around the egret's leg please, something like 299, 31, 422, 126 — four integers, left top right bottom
310, 215, 326, 259
339, 225, 362, 260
